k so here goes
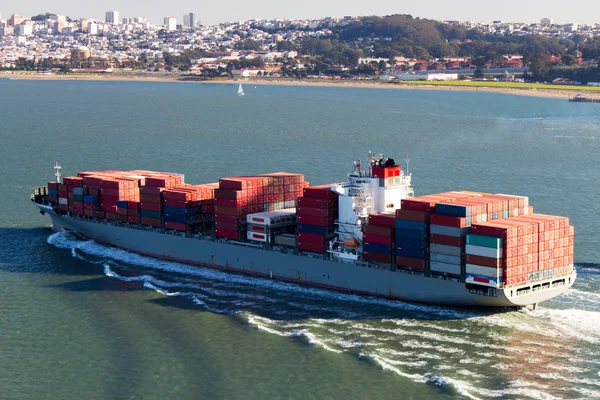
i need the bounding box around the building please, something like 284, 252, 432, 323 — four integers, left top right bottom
88, 22, 98, 35
183, 13, 196, 28
9, 13, 24, 27
164, 16, 176, 31
71, 45, 91, 61
541, 18, 553, 26
105, 11, 119, 25
15, 24, 33, 36
391, 71, 459, 81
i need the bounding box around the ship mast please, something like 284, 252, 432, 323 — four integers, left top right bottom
54, 162, 62, 183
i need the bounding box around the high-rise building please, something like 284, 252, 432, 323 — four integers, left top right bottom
183, 15, 191, 28
188, 13, 196, 27
163, 16, 176, 31
88, 22, 98, 35
9, 13, 24, 27
540, 18, 553, 26
105, 11, 119, 25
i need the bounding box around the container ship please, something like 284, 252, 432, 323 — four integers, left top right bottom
31, 153, 576, 308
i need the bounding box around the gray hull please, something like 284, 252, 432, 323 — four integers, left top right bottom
38, 204, 576, 308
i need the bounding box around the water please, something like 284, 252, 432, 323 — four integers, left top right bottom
1, 79, 599, 399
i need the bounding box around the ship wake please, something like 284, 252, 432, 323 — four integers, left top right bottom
47, 232, 600, 399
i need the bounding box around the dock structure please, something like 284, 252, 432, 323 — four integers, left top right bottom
569, 94, 600, 103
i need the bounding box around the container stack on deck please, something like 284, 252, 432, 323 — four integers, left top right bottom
297, 184, 338, 253
139, 174, 182, 228
163, 184, 217, 232
246, 209, 297, 243
215, 173, 306, 240
467, 214, 574, 287
363, 214, 396, 264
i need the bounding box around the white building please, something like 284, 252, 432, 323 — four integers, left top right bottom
164, 16, 176, 31
88, 22, 98, 35
541, 18, 553, 26
391, 72, 459, 81
105, 11, 119, 25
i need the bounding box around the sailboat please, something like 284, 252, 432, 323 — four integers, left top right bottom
238, 83, 245, 96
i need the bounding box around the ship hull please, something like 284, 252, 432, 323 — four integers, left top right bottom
37, 204, 575, 308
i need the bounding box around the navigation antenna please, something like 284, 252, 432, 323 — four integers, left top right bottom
54, 162, 62, 183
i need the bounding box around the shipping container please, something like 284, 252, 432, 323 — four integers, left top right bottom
430, 253, 461, 265
430, 261, 461, 275
430, 243, 463, 257
430, 225, 467, 238
395, 256, 426, 269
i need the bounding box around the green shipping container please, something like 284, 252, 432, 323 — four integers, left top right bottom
74, 195, 83, 202
466, 234, 503, 249
140, 209, 162, 220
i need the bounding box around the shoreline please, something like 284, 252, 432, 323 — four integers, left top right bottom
1, 72, 593, 99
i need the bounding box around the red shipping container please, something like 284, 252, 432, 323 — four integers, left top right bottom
165, 221, 186, 231
395, 256, 426, 269
302, 184, 337, 199
163, 198, 190, 208
214, 188, 246, 200
297, 196, 336, 208
465, 254, 502, 268
215, 198, 247, 208
118, 214, 128, 222
297, 215, 335, 227
363, 252, 392, 264
430, 214, 468, 228
363, 233, 393, 245
368, 213, 396, 228
127, 201, 140, 210
395, 209, 430, 222
141, 217, 162, 228
430, 234, 464, 247
140, 194, 161, 204
299, 241, 325, 253
297, 207, 331, 218
214, 221, 238, 231
364, 225, 394, 236
401, 197, 439, 212
298, 232, 326, 244
127, 216, 139, 224
214, 205, 243, 216
215, 214, 243, 223
95, 210, 106, 219
215, 228, 239, 240
140, 186, 165, 196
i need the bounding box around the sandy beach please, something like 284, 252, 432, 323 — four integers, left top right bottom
1, 71, 592, 99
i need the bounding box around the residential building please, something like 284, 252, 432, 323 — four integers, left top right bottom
164, 16, 176, 31
105, 11, 119, 25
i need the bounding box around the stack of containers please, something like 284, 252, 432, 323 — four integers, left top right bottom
297, 184, 338, 253
163, 184, 216, 232
127, 201, 141, 224
140, 174, 182, 228
363, 214, 396, 263
246, 209, 297, 243
215, 174, 306, 240
215, 176, 266, 240
117, 200, 129, 222
467, 214, 574, 287
395, 192, 476, 270
99, 177, 140, 219
47, 182, 58, 203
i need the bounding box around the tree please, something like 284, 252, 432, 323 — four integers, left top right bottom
473, 67, 484, 79
562, 55, 576, 66
527, 52, 552, 81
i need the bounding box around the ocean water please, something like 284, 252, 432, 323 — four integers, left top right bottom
1, 78, 599, 400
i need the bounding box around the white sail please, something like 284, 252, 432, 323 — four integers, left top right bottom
238, 84, 245, 96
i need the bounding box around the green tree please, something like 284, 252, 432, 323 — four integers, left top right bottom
527, 53, 552, 81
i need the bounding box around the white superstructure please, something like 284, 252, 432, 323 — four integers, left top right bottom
329, 152, 414, 262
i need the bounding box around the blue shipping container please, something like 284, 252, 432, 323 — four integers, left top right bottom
164, 205, 197, 216
164, 213, 187, 224
435, 203, 471, 217
396, 246, 427, 259
83, 195, 98, 204
117, 200, 128, 208
48, 189, 58, 196
395, 219, 429, 232
397, 238, 428, 250
396, 229, 428, 241
298, 224, 328, 235
363, 242, 392, 254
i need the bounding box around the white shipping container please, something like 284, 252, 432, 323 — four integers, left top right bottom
247, 231, 268, 242
465, 244, 502, 259
246, 208, 297, 226
430, 253, 461, 265
430, 261, 461, 275
58, 198, 68, 205
430, 225, 467, 237
430, 243, 462, 257
465, 264, 500, 279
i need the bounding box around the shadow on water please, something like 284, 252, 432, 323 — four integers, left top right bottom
0, 227, 101, 276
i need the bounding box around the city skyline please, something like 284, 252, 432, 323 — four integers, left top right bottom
1, 0, 600, 26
